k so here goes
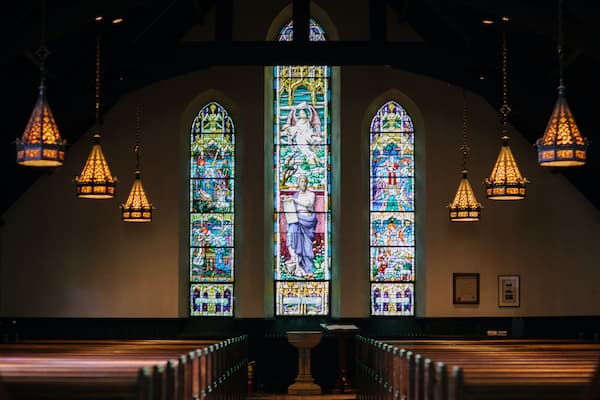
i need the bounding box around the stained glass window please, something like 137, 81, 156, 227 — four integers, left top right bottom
190, 102, 235, 317
274, 19, 331, 316
370, 101, 415, 316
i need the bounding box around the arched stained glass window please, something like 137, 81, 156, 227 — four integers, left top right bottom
189, 102, 235, 316
369, 101, 415, 316
273, 19, 331, 316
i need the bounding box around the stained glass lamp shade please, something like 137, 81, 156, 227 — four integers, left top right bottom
485, 136, 529, 200
121, 171, 152, 222
537, 88, 588, 166
16, 86, 66, 166
449, 170, 481, 221
74, 132, 117, 199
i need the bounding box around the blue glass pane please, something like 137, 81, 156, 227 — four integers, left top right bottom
371, 283, 414, 316
190, 283, 234, 316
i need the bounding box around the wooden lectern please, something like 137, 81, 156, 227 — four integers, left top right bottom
320, 323, 359, 393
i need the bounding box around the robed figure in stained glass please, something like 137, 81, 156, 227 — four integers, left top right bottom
283, 174, 317, 278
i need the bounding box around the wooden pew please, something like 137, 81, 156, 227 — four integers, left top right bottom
0, 339, 216, 400
0, 336, 248, 400
389, 340, 600, 400
356, 337, 600, 400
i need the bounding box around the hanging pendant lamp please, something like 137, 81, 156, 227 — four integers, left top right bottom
121, 105, 153, 222
536, 0, 588, 166
16, 0, 66, 167
485, 29, 529, 200
75, 33, 117, 198
449, 92, 481, 221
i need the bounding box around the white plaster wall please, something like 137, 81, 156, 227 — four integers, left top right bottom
1, 0, 599, 318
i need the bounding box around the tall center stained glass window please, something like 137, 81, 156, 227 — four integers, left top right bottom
370, 101, 415, 316
274, 19, 331, 316
189, 102, 235, 316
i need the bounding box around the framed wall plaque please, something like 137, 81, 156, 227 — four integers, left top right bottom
498, 275, 520, 307
453, 273, 480, 304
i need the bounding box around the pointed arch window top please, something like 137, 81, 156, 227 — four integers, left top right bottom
370, 101, 414, 133
191, 102, 235, 135
278, 18, 327, 42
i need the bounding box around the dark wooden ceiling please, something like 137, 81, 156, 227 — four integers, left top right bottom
2, 0, 599, 214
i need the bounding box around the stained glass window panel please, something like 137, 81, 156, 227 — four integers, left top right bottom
369, 101, 415, 316
371, 283, 414, 316
190, 102, 235, 317
370, 247, 415, 282
370, 104, 414, 133
277, 19, 327, 42
191, 179, 234, 213
190, 283, 234, 317
191, 134, 235, 179
190, 247, 234, 282
370, 212, 414, 247
276, 281, 329, 316
274, 19, 331, 316
370, 177, 414, 212
275, 212, 330, 281
190, 213, 234, 247
371, 138, 414, 179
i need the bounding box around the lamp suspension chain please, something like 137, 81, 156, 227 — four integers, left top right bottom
558, 0, 565, 90
37, 0, 48, 85
461, 90, 469, 171
95, 34, 101, 124
135, 103, 141, 171
500, 30, 511, 134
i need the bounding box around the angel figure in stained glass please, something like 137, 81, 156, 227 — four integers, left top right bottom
283, 101, 322, 164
